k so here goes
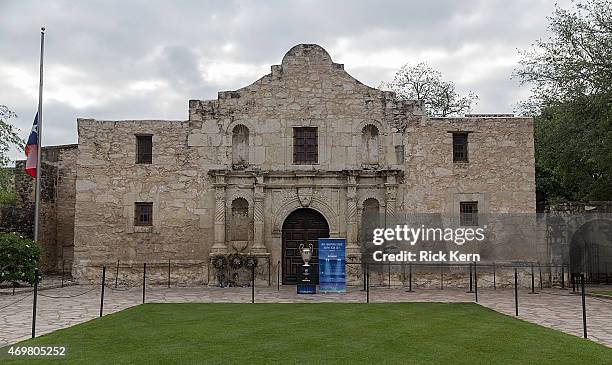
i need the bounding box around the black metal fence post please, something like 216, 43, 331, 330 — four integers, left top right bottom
548, 264, 552, 288
167, 259, 171, 288
366, 263, 370, 303
474, 262, 478, 303
467, 263, 474, 293
362, 263, 366, 291
407, 262, 413, 292
32, 268, 39, 338
530, 264, 537, 294
100, 266, 106, 317
561, 264, 565, 289
493, 262, 496, 290
581, 273, 587, 338
606, 262, 609, 285
142, 263, 146, 304
514, 268, 519, 316
268, 258, 271, 287
115, 260, 119, 288
539, 264, 543, 290
388, 263, 391, 288
61, 260, 65, 288
440, 262, 444, 290
251, 265, 255, 304
277, 260, 280, 291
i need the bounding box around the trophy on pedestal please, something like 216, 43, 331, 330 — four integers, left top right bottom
297, 242, 316, 294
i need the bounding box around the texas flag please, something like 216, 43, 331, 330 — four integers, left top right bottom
25, 112, 39, 178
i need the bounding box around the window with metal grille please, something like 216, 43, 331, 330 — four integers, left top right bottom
293, 127, 318, 164
460, 201, 478, 226
452, 132, 468, 162
136, 135, 152, 164
134, 202, 153, 226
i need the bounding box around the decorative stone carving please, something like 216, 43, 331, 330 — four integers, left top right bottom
211, 174, 228, 255
251, 175, 267, 255
345, 173, 359, 256
298, 187, 313, 207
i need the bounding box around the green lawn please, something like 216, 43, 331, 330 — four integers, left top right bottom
1, 303, 611, 364
591, 290, 612, 297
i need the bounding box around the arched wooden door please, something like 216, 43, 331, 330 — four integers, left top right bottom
282, 208, 329, 285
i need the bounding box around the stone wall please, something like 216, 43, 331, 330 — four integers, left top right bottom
6, 145, 77, 272
72, 119, 207, 278
404, 117, 536, 214
72, 44, 537, 283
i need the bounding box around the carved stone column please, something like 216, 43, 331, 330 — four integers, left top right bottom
346, 173, 360, 257
211, 173, 228, 255
250, 174, 268, 255
385, 174, 398, 216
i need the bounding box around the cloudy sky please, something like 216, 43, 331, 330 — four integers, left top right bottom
1, 0, 569, 162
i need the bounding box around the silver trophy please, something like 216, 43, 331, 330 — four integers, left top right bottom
299, 242, 313, 267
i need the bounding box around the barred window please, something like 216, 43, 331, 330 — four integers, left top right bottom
136, 135, 152, 164
452, 133, 468, 162
460, 201, 478, 226
134, 202, 153, 226
293, 127, 318, 164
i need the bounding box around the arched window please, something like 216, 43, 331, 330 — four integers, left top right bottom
232, 125, 249, 169
231, 198, 249, 241
362, 124, 379, 165
362, 198, 381, 244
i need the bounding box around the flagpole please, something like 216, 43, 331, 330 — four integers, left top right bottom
33, 27, 45, 242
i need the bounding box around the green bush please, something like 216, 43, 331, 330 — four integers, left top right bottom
0, 188, 16, 205
0, 232, 40, 285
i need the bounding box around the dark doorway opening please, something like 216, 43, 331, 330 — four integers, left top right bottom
282, 208, 329, 285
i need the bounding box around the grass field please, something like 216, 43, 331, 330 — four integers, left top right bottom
2, 303, 611, 364
591, 290, 612, 297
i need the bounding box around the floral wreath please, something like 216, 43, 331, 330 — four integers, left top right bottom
228, 253, 244, 270
212, 255, 227, 270
245, 256, 258, 269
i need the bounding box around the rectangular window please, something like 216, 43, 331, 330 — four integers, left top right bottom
134, 202, 153, 226
460, 201, 478, 226
136, 135, 152, 164
293, 127, 318, 164
452, 132, 468, 162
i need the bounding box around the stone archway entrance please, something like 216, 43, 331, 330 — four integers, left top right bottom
569, 219, 612, 283
282, 208, 329, 285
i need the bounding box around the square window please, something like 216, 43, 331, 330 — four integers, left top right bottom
460, 201, 478, 226
293, 127, 318, 164
134, 202, 153, 226
136, 135, 152, 164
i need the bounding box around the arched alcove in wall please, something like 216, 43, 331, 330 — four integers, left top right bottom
281, 208, 329, 285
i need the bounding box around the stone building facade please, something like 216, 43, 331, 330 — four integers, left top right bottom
2, 145, 77, 272
16, 44, 538, 284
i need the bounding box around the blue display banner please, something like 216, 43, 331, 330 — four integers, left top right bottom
318, 238, 346, 293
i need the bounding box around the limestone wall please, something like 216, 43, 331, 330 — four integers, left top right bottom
7, 145, 78, 272
72, 119, 212, 278
187, 44, 423, 171
71, 44, 537, 283
403, 117, 536, 214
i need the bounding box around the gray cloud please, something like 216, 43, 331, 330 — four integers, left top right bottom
0, 0, 570, 162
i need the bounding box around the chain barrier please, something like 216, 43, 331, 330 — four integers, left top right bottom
0, 292, 33, 311
38, 286, 98, 299
104, 283, 140, 291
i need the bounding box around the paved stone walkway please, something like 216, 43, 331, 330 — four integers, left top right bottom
1, 285, 611, 348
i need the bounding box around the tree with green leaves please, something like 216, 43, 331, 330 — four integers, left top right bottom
0, 105, 24, 167
0, 232, 40, 286
0, 105, 22, 205
383, 62, 478, 117
516, 0, 612, 203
